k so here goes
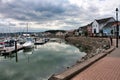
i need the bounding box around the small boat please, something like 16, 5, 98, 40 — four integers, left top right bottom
34, 39, 45, 45
49, 38, 62, 43
0, 42, 6, 53
4, 39, 15, 47
17, 38, 26, 44
0, 42, 5, 48
44, 38, 50, 43
23, 41, 34, 49
23, 37, 34, 49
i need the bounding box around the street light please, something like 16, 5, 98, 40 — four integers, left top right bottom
116, 8, 119, 48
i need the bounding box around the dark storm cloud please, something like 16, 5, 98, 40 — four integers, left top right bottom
0, 0, 80, 22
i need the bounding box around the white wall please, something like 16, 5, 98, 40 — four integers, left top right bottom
92, 18, 115, 34
92, 20, 99, 33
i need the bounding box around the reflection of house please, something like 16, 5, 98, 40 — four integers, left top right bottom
92, 17, 115, 36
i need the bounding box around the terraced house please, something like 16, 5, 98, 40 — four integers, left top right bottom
77, 17, 120, 37
92, 17, 115, 36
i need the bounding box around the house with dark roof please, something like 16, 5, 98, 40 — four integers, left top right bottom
76, 17, 119, 37
77, 22, 93, 36
92, 17, 115, 36
78, 25, 88, 36
87, 22, 93, 36
102, 21, 120, 36
102, 22, 115, 36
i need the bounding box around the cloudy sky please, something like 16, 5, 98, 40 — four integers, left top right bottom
0, 0, 120, 32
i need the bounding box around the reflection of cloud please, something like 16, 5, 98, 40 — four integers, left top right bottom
39, 42, 72, 52
0, 42, 86, 80
5, 69, 17, 77
38, 42, 86, 57
38, 42, 66, 52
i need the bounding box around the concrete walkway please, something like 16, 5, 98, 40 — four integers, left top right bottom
71, 40, 120, 80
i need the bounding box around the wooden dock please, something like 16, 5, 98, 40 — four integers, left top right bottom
0, 45, 23, 56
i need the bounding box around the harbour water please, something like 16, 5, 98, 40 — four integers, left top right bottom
0, 41, 86, 80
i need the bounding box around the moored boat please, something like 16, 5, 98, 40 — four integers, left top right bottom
23, 37, 34, 49
23, 41, 34, 49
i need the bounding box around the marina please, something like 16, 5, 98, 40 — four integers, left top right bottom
0, 39, 86, 80
0, 37, 50, 56
0, 45, 23, 56
0, 0, 119, 80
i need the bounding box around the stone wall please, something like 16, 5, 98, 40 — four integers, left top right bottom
65, 37, 111, 61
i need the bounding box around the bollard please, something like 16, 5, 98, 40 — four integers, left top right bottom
15, 40, 18, 62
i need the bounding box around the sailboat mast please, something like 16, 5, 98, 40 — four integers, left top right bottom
27, 23, 28, 33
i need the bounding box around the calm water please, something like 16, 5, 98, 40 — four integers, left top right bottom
0, 42, 86, 80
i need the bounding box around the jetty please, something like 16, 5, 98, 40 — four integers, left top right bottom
0, 45, 23, 56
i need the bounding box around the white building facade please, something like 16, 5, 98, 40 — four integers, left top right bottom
92, 17, 115, 35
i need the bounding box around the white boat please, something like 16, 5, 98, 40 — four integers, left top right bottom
22, 23, 35, 49
49, 38, 62, 43
23, 37, 34, 49
17, 38, 26, 44
23, 41, 34, 49
35, 39, 45, 45
0, 42, 5, 49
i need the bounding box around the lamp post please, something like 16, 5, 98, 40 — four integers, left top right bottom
116, 8, 119, 48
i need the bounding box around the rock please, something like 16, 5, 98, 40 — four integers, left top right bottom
66, 37, 110, 61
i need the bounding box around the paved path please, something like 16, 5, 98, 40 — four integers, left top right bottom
71, 40, 120, 80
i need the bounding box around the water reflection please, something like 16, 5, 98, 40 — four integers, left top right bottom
0, 41, 86, 80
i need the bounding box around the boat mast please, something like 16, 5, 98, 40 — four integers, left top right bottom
27, 22, 28, 33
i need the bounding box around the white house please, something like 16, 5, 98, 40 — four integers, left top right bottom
92, 17, 115, 34
56, 32, 65, 36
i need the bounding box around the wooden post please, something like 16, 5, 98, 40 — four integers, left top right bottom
15, 40, 18, 62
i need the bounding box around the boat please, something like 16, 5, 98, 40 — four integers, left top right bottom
17, 37, 26, 44
0, 42, 5, 48
22, 23, 35, 49
4, 39, 15, 47
49, 38, 62, 43
23, 41, 34, 49
34, 38, 45, 45
23, 37, 34, 49
0, 41, 6, 53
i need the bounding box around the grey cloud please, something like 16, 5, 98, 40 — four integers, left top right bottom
9, 23, 16, 26
0, 0, 118, 32
0, 0, 81, 22
0, 0, 86, 32
19, 23, 27, 25
0, 22, 16, 26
